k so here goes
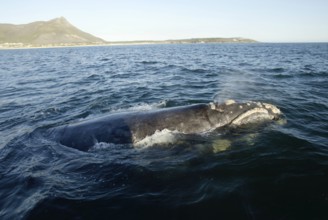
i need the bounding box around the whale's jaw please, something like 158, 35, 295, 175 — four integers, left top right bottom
209, 100, 282, 128
231, 103, 281, 126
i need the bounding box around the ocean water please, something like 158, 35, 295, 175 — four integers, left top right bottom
0, 43, 327, 219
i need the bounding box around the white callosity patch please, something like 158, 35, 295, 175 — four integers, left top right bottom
246, 102, 281, 115
209, 102, 216, 110
263, 103, 281, 115
231, 107, 273, 125
225, 99, 236, 105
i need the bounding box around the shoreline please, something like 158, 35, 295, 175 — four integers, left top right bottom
0, 42, 245, 50
1, 41, 327, 50
0, 42, 159, 50
0, 38, 258, 50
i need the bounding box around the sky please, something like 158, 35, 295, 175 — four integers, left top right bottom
1, 0, 327, 42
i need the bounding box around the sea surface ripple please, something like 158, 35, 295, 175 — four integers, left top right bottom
0, 43, 328, 219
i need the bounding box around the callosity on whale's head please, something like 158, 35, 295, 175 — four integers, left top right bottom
207, 99, 281, 128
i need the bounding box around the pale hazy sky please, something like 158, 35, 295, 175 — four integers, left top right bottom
1, 0, 327, 42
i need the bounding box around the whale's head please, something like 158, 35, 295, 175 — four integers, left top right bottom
207, 100, 281, 128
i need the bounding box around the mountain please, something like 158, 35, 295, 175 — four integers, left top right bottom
0, 17, 257, 48
0, 17, 105, 45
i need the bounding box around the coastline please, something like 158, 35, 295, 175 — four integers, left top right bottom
0, 38, 258, 50
1, 41, 326, 50
0, 42, 164, 50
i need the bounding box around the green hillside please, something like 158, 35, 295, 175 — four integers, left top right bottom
0, 17, 105, 45
0, 17, 257, 48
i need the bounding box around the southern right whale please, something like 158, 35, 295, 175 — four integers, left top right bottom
48, 100, 281, 151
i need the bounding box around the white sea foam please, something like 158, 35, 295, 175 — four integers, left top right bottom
134, 129, 179, 148
111, 100, 169, 113
89, 142, 131, 152
90, 128, 180, 150
125, 103, 158, 111
91, 142, 117, 150
82, 100, 169, 121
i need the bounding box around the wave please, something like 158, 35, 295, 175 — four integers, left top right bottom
109, 100, 169, 113
1, 43, 328, 220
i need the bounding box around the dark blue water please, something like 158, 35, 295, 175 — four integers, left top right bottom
0, 43, 328, 219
